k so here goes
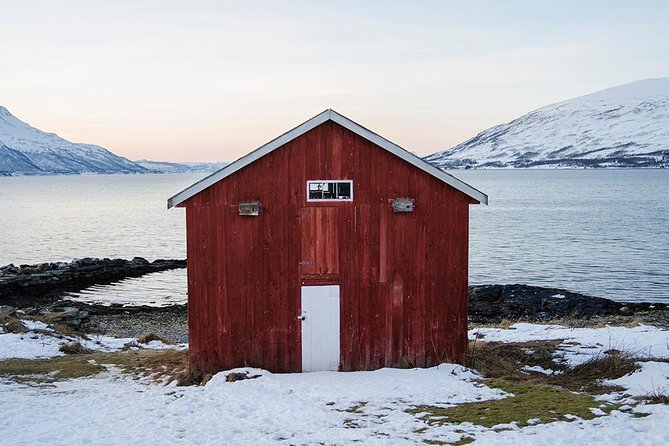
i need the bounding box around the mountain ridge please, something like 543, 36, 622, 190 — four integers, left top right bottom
0, 106, 150, 175
0, 106, 223, 175
425, 78, 669, 169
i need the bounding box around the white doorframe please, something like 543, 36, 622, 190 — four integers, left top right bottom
300, 285, 340, 372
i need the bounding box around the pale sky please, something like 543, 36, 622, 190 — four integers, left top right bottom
1, 0, 668, 162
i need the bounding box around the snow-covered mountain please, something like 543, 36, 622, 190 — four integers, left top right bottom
0, 106, 226, 175
0, 106, 153, 175
133, 159, 227, 174
425, 78, 669, 169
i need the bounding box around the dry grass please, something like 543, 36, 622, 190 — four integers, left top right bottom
635, 390, 669, 405
49, 322, 87, 338
137, 332, 174, 345
0, 314, 28, 334
407, 381, 621, 428
59, 342, 94, 355
497, 319, 515, 329
0, 356, 105, 383
0, 348, 189, 385
467, 340, 639, 395
106, 349, 189, 383
34, 314, 86, 337
551, 353, 638, 393
466, 340, 565, 379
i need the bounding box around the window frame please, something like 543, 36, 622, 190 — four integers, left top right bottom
306, 180, 354, 202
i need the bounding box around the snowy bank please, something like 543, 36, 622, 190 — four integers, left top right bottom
1, 322, 668, 445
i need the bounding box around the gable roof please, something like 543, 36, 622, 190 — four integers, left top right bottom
167, 109, 488, 208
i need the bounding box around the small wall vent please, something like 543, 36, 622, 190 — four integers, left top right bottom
391, 198, 415, 213
239, 201, 261, 216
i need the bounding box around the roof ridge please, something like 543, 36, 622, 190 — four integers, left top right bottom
167, 110, 487, 208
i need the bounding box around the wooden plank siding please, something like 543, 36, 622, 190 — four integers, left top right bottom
182, 121, 473, 374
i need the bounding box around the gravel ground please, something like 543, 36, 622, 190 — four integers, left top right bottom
81, 307, 669, 347
575, 311, 669, 329
85, 307, 187, 344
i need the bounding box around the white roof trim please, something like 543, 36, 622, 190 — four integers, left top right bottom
168, 109, 488, 208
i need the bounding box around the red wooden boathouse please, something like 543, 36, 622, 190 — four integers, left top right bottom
168, 110, 487, 374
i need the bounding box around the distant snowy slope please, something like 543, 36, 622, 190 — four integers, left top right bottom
425, 78, 669, 168
134, 159, 227, 174
0, 106, 149, 175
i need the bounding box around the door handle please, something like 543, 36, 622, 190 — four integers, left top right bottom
297, 315, 306, 321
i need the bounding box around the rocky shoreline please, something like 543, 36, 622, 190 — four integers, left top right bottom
0, 257, 186, 307
1, 258, 667, 343
469, 284, 667, 322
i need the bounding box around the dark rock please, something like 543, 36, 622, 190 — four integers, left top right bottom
468, 284, 667, 323
0, 257, 186, 308
0, 304, 17, 315
0, 264, 20, 276
226, 372, 261, 382
39, 305, 91, 328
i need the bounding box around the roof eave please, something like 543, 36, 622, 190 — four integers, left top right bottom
167, 110, 332, 208
328, 110, 488, 205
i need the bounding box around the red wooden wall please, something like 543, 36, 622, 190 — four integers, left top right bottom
181, 121, 477, 374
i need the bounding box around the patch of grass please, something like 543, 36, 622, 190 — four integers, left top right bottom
421, 438, 474, 446
343, 418, 361, 429
406, 381, 620, 428
467, 340, 639, 394
497, 319, 515, 329
551, 354, 638, 393
0, 356, 104, 383
59, 342, 94, 355
50, 322, 87, 338
175, 366, 213, 386
636, 390, 669, 405
466, 340, 565, 379
105, 349, 188, 383
137, 332, 174, 345
0, 349, 188, 384
0, 315, 28, 334
398, 356, 417, 369
342, 402, 368, 413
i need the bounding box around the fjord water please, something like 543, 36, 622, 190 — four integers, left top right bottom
460, 169, 668, 303
0, 170, 667, 304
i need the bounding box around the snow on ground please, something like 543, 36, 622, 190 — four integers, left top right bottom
1, 322, 668, 445
458, 403, 669, 446
471, 323, 669, 365
606, 362, 669, 397
0, 319, 179, 360
0, 365, 503, 445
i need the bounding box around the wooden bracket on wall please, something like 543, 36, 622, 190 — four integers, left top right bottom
239, 201, 261, 216
391, 198, 415, 213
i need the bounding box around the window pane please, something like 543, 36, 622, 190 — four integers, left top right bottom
308, 189, 323, 199
336, 182, 351, 198
307, 181, 352, 200
323, 182, 336, 199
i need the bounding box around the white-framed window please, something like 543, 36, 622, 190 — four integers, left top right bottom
307, 180, 353, 201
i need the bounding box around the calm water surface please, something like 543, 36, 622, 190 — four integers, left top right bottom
461, 169, 668, 302
0, 170, 667, 304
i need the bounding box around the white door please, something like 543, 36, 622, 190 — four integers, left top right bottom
300, 285, 340, 372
